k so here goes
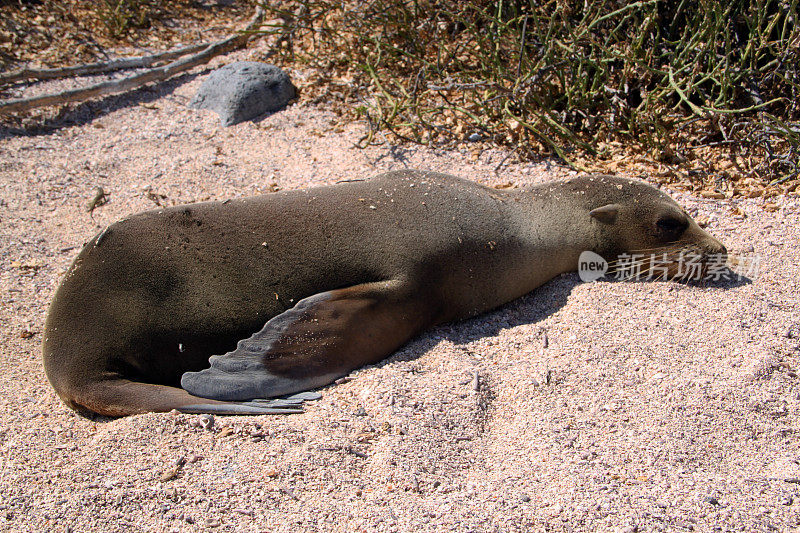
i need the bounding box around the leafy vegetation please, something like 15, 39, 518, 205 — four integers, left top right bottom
261, 0, 800, 195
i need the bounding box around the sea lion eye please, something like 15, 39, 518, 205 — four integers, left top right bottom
656, 216, 687, 236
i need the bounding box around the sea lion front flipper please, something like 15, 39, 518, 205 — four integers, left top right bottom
181, 280, 432, 402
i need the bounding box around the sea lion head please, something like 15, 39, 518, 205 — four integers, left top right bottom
576, 175, 727, 281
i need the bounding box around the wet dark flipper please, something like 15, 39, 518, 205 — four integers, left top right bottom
181, 280, 432, 402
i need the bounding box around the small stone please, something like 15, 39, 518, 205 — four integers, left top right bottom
704, 496, 720, 506
467, 133, 482, 142
205, 518, 221, 528
219, 427, 234, 437
159, 455, 186, 482
520, 493, 531, 502
160, 466, 180, 482
199, 414, 214, 431
471, 372, 480, 391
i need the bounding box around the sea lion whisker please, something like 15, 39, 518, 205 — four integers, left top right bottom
624, 245, 683, 254
603, 247, 688, 267
606, 258, 659, 270
606, 256, 656, 266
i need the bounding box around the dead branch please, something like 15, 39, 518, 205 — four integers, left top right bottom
0, 6, 265, 115
0, 42, 211, 87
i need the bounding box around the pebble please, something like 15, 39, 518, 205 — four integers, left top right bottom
467, 133, 482, 142
159, 466, 180, 483
199, 414, 214, 431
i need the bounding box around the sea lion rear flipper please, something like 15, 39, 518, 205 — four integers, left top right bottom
180, 391, 322, 415
181, 280, 432, 402
64, 379, 307, 417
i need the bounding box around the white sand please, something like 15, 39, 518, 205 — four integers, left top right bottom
2, 43, 800, 532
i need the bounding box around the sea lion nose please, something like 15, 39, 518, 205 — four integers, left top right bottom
696, 228, 726, 257
710, 237, 727, 256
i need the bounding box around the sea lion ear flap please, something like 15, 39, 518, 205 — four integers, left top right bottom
589, 204, 620, 224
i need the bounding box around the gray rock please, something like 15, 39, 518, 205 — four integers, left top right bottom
190, 61, 296, 126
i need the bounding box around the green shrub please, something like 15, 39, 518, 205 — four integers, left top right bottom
262, 0, 799, 189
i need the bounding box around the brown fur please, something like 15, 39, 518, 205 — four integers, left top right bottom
43, 170, 725, 416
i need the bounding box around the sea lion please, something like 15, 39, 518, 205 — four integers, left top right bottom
43, 170, 726, 416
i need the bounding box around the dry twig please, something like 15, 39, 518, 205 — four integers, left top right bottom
0, 6, 265, 115
0, 42, 210, 87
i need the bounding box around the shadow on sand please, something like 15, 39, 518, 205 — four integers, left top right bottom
0, 71, 202, 141
383, 267, 749, 366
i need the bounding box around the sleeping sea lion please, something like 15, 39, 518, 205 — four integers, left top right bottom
43, 170, 726, 416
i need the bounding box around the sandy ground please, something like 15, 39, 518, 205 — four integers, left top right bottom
2, 41, 800, 533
